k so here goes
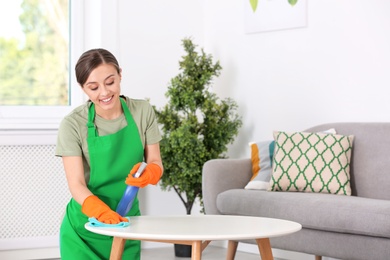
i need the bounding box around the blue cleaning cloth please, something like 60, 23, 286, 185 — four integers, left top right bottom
87, 217, 131, 227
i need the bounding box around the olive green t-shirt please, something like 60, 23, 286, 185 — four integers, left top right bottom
55, 96, 162, 183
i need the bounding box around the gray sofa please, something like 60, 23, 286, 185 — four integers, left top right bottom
202, 123, 390, 260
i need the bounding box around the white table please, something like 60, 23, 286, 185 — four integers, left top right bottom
85, 215, 301, 260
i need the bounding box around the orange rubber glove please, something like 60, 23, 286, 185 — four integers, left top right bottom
81, 195, 129, 224
125, 162, 162, 188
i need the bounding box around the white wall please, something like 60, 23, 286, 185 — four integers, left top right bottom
112, 0, 205, 217
118, 0, 204, 107
203, 0, 390, 159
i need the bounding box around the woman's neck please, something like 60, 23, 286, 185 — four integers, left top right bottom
95, 99, 123, 120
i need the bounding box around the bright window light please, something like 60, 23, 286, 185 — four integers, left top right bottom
0, 0, 84, 129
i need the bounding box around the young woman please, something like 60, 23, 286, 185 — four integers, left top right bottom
56, 48, 163, 259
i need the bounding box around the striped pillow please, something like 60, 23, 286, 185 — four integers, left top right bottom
245, 140, 275, 190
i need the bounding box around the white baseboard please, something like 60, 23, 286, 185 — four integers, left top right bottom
0, 247, 60, 260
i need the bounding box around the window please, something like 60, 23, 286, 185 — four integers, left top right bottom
0, 0, 84, 129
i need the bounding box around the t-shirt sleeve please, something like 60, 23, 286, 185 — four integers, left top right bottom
55, 117, 83, 157
144, 102, 162, 145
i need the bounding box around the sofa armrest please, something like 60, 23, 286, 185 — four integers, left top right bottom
202, 158, 252, 215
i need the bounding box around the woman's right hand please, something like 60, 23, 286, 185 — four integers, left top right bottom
82, 195, 128, 224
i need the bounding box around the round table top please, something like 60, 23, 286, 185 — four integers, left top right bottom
85, 215, 301, 241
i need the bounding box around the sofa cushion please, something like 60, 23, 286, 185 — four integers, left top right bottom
216, 189, 390, 239
269, 131, 354, 195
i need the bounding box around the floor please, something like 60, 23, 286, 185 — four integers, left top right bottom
141, 246, 284, 260
48, 245, 285, 260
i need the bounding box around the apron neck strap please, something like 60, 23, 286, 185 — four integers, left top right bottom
120, 97, 132, 119
87, 102, 97, 137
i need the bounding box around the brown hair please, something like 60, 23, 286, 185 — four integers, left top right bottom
75, 48, 121, 86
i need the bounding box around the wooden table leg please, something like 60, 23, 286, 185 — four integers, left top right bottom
191, 241, 202, 260
226, 240, 238, 260
256, 238, 273, 260
110, 237, 125, 260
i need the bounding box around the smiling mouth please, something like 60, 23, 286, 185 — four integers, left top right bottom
101, 96, 113, 103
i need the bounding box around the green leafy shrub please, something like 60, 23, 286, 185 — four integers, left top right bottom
153, 38, 242, 214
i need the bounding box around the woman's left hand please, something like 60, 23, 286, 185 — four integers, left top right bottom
125, 162, 162, 188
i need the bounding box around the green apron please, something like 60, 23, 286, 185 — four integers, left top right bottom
60, 98, 144, 259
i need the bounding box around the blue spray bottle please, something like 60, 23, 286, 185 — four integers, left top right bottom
116, 162, 147, 217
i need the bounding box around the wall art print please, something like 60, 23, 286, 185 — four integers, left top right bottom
245, 0, 307, 34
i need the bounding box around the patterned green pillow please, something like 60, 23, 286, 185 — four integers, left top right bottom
268, 131, 354, 195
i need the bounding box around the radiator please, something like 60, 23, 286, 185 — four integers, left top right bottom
0, 131, 71, 250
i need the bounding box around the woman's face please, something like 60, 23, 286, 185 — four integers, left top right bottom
82, 63, 122, 117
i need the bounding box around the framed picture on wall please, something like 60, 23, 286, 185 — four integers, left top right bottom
245, 0, 308, 34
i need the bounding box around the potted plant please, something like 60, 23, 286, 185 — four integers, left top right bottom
153, 38, 242, 257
